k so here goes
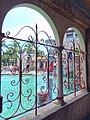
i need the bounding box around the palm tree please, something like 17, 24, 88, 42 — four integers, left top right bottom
23, 43, 34, 54
37, 50, 43, 57
2, 40, 20, 66
8, 40, 20, 65
2, 40, 10, 66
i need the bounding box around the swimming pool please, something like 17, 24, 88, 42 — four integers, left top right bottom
0, 74, 58, 120
0, 70, 77, 120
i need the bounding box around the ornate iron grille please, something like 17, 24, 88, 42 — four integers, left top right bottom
62, 39, 85, 96
0, 25, 85, 119
0, 25, 59, 119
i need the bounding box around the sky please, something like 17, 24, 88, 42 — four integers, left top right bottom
2, 7, 55, 39
2, 7, 84, 51
2, 7, 55, 53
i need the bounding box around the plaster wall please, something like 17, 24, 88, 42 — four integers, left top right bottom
0, 0, 89, 120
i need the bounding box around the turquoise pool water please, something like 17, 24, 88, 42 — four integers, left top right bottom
0, 73, 76, 120
0, 74, 57, 120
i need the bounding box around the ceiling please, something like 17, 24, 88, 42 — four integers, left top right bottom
83, 0, 90, 10
71, 0, 90, 18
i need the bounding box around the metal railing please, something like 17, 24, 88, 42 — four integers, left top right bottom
62, 39, 85, 96
0, 25, 85, 119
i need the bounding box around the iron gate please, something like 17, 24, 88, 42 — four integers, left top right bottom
0, 25, 85, 119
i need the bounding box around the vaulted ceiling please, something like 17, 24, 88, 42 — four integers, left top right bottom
43, 0, 90, 28
72, 0, 90, 18
83, 0, 90, 10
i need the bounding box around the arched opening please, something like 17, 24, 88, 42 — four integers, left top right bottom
0, 3, 60, 119
62, 27, 86, 96
2, 3, 59, 45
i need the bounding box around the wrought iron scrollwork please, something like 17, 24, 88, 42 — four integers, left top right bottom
0, 25, 58, 119
62, 39, 85, 96
0, 25, 86, 119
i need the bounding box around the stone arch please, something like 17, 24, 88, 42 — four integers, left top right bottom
71, 27, 85, 51
62, 27, 86, 93
1, 3, 60, 45
63, 27, 85, 51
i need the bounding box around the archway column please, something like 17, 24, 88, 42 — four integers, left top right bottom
57, 46, 66, 105
0, 32, 5, 113
86, 28, 90, 92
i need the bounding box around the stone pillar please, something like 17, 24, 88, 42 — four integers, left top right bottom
86, 28, 90, 92
57, 46, 66, 105
0, 32, 5, 113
